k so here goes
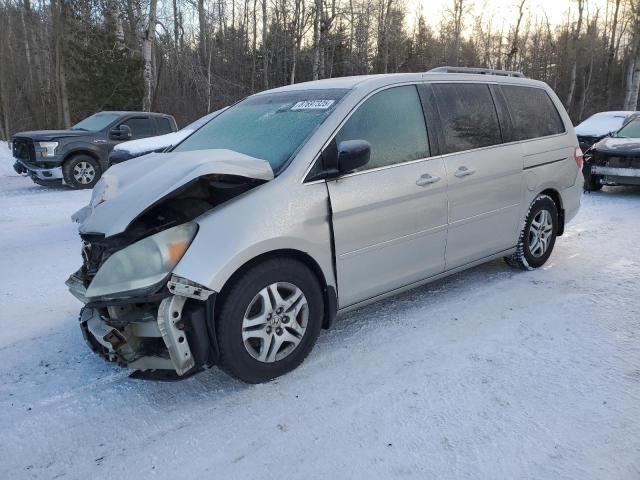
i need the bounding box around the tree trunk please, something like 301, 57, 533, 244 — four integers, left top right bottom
198, 0, 207, 66
262, 0, 269, 88
251, 0, 257, 91
564, 0, 584, 114
142, 0, 157, 111
312, 0, 321, 80
605, 0, 621, 106
624, 40, 640, 110
52, 0, 70, 127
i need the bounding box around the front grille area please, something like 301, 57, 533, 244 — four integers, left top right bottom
81, 240, 108, 287
12, 138, 35, 162
603, 156, 640, 168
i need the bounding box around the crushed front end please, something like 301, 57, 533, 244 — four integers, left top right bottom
65, 149, 274, 378
67, 235, 217, 377
584, 149, 640, 189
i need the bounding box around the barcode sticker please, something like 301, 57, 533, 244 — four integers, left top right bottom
291, 100, 335, 110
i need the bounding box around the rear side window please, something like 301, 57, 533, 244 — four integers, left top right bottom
335, 85, 429, 171
156, 117, 173, 134
432, 83, 502, 154
501, 85, 565, 140
121, 117, 155, 138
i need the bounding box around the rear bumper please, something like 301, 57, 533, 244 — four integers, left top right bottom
14, 159, 64, 181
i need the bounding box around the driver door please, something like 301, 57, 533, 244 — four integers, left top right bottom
326, 85, 448, 307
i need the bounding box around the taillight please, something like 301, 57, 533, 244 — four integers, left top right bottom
574, 146, 583, 168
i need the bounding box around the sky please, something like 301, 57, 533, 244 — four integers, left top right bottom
410, 0, 610, 28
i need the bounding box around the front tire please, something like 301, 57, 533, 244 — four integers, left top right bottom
504, 194, 559, 270
62, 154, 101, 189
216, 258, 324, 383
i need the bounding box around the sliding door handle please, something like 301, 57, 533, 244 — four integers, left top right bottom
416, 173, 441, 186
454, 166, 476, 178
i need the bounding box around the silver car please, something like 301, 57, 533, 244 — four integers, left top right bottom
67, 68, 583, 383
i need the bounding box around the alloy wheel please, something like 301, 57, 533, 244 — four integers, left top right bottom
242, 282, 309, 363
73, 161, 96, 185
528, 209, 553, 257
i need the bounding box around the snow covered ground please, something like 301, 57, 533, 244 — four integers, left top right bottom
1, 145, 639, 479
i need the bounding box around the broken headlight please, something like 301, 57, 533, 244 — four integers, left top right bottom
85, 222, 198, 299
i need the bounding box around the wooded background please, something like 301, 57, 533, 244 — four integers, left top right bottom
1, 0, 639, 138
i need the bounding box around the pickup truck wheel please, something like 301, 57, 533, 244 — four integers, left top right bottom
63, 155, 101, 189
504, 194, 558, 270
216, 258, 324, 383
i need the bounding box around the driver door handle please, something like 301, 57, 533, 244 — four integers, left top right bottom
416, 173, 441, 187
454, 166, 476, 178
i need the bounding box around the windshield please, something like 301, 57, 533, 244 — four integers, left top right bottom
615, 118, 640, 138
173, 89, 347, 172
72, 112, 120, 131
576, 113, 629, 136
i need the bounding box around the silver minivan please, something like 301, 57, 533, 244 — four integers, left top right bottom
67, 68, 583, 383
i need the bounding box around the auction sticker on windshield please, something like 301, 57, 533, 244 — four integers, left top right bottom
291, 100, 335, 110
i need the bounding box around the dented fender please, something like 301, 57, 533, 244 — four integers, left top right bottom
173, 176, 336, 295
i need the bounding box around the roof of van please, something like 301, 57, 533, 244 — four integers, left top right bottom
99, 111, 174, 118
259, 72, 548, 95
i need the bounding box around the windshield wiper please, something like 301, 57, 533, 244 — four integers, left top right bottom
72, 127, 89, 131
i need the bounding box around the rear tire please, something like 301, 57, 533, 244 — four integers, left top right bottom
63, 154, 101, 189
504, 194, 559, 270
216, 258, 324, 383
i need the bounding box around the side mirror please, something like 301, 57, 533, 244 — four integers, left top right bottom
110, 124, 132, 140
337, 140, 370, 174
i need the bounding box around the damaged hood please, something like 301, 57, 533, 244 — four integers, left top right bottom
591, 137, 640, 156
78, 149, 274, 237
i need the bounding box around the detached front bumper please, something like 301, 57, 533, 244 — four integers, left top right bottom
13, 158, 63, 181
67, 274, 216, 377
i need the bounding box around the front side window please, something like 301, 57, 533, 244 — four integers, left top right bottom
501, 85, 565, 140
173, 90, 346, 172
335, 85, 429, 171
432, 83, 502, 154
72, 112, 120, 132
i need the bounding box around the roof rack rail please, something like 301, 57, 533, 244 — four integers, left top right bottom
428, 66, 525, 78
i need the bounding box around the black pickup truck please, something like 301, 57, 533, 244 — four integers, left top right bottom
11, 111, 177, 189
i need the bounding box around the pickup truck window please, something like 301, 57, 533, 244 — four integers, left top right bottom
121, 117, 155, 139
156, 117, 173, 135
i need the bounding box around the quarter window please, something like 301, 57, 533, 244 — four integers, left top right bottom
432, 83, 502, 154
501, 85, 565, 140
335, 85, 429, 171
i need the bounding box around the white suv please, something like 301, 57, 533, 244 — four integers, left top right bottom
67, 68, 583, 383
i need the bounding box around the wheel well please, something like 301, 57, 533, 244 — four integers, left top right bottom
217, 249, 337, 329
63, 150, 101, 167
540, 188, 565, 236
